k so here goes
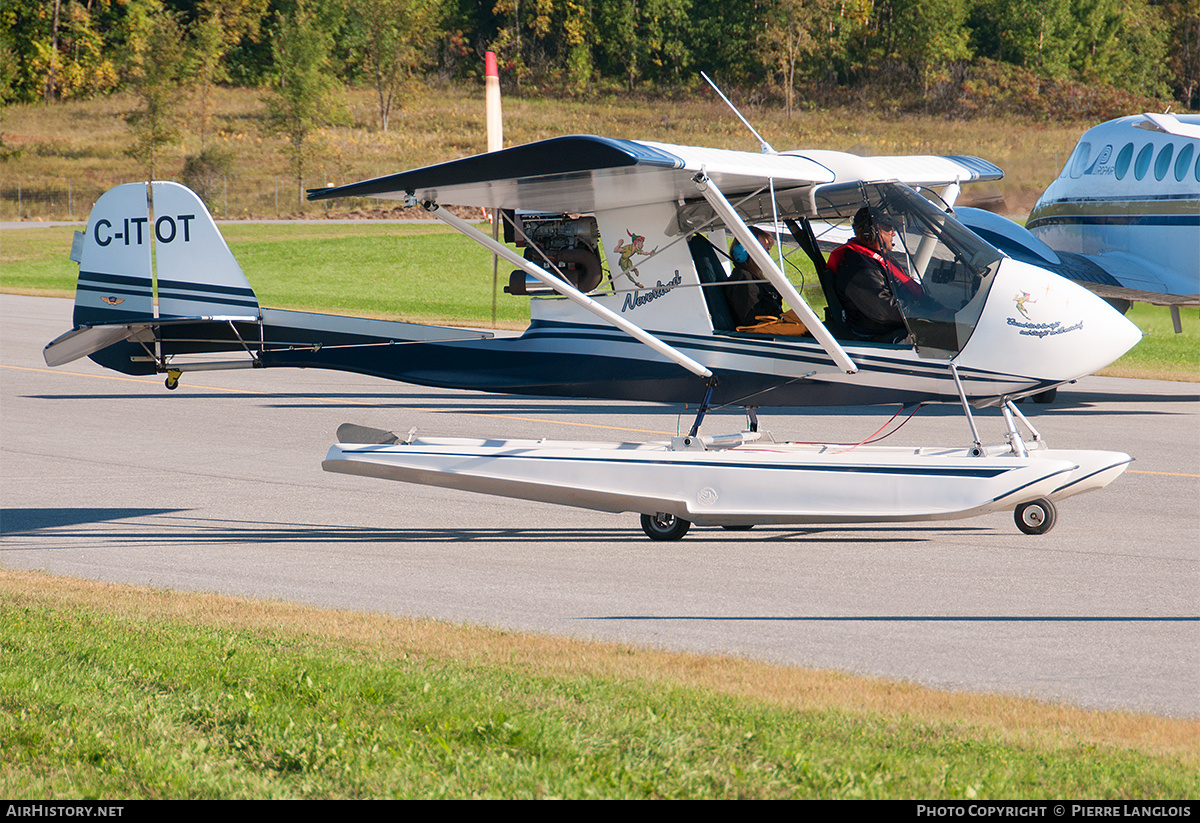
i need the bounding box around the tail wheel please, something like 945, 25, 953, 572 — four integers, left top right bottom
1015, 498, 1057, 535
640, 512, 691, 541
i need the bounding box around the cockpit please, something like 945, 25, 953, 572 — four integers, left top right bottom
674, 179, 1004, 356
810, 181, 1003, 355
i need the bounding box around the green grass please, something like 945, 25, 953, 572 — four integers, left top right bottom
1, 222, 532, 328
1103, 303, 1200, 381
3, 223, 1195, 378
2, 571, 1195, 799
221, 223, 530, 326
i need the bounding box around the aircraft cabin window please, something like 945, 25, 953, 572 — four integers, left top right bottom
1176, 143, 1195, 182
1114, 143, 1134, 180
1067, 142, 1091, 179
1134, 144, 1153, 180
1154, 144, 1174, 182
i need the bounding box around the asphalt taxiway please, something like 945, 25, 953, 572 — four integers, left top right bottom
3, 294, 1197, 716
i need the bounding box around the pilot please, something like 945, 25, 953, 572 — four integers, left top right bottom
727, 227, 784, 328
827, 207, 921, 342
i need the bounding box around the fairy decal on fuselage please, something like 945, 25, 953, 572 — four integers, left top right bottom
611, 230, 657, 289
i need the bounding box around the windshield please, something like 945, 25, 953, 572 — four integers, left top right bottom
812, 181, 1003, 355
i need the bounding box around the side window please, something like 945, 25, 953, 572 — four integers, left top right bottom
1154, 143, 1175, 182
1175, 143, 1195, 183
1114, 143, 1134, 180
1068, 142, 1091, 178
1134, 144, 1153, 180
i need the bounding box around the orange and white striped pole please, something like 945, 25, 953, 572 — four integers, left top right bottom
485, 51, 503, 153
486, 52, 504, 325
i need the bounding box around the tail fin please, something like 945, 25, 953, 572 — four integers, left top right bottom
69, 181, 258, 327
48, 182, 260, 368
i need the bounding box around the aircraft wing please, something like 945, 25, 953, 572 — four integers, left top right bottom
307, 135, 1001, 213
787, 150, 1002, 190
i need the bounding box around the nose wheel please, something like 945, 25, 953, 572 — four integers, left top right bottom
164, 369, 182, 391
640, 512, 691, 541
1014, 498, 1057, 535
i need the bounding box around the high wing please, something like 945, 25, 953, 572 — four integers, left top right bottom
307, 134, 1001, 212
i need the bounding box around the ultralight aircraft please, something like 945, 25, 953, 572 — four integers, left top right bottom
45, 130, 1142, 539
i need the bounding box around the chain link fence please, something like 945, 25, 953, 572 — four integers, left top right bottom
0, 173, 361, 222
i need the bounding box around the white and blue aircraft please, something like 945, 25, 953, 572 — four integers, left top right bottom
955, 112, 1199, 332
45, 135, 1142, 538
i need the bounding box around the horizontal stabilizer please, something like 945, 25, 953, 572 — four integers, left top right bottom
44, 323, 146, 367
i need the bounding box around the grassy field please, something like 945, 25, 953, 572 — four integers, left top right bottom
2, 569, 1196, 800
3, 222, 1195, 379
3, 85, 1095, 220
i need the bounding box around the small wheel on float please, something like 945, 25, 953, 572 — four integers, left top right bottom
1014, 498, 1057, 535
640, 512, 691, 541
165, 370, 181, 391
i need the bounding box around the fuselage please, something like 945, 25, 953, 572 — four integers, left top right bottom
1027, 114, 1200, 302
54, 163, 1144, 411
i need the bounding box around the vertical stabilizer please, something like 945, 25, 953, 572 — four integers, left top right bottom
74, 183, 155, 326
151, 182, 259, 319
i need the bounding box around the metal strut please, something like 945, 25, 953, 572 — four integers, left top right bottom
687, 377, 720, 438
949, 363, 983, 455
1004, 399, 1045, 449
1000, 401, 1028, 457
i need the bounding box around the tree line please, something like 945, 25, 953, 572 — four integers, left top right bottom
3, 0, 1196, 200
6, 0, 1197, 109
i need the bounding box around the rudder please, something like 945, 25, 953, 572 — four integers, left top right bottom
150, 181, 259, 319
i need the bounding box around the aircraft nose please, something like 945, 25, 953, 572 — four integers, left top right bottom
956, 259, 1142, 382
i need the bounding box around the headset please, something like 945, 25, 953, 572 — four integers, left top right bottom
853, 206, 900, 247
730, 228, 773, 265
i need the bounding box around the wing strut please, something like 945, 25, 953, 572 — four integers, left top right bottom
427, 202, 714, 381
694, 173, 858, 374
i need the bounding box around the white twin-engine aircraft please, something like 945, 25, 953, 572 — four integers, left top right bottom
46, 135, 1141, 539
955, 112, 1199, 332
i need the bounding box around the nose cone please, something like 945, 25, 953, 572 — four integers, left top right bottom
956, 259, 1141, 381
